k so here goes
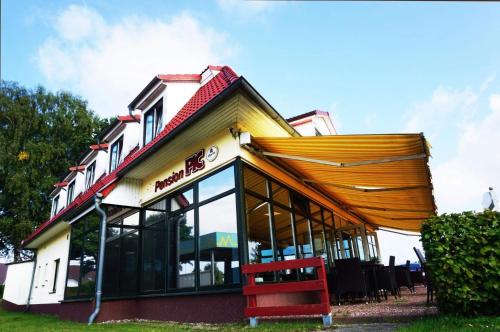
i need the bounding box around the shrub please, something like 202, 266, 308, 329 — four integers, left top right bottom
421, 211, 500, 315
0, 284, 4, 298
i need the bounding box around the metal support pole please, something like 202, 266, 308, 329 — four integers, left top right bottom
88, 193, 107, 325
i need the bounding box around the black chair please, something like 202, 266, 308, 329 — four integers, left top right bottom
332, 258, 368, 305
396, 260, 415, 293
414, 247, 434, 304
376, 256, 400, 299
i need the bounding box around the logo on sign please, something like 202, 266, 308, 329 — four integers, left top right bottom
206, 145, 219, 162
155, 149, 206, 192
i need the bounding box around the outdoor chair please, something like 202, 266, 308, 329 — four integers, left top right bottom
375, 256, 399, 299
332, 258, 368, 305
396, 260, 415, 293
414, 247, 434, 304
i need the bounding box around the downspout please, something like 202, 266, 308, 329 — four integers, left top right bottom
88, 193, 107, 325
24, 249, 38, 312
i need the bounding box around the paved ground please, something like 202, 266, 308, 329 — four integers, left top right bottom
325, 285, 437, 330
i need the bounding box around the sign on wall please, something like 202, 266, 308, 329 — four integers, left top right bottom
154, 146, 218, 193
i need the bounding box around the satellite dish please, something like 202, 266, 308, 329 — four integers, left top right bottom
482, 187, 498, 211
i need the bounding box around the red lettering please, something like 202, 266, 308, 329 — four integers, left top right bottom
185, 149, 205, 176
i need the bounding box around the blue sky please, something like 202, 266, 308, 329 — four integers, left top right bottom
3, 1, 500, 262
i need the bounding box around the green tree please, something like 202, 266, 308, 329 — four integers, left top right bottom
0, 81, 109, 261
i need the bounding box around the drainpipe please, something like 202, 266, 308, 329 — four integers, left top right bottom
88, 193, 107, 325
24, 249, 38, 312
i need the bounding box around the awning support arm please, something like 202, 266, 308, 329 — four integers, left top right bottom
260, 151, 427, 167
301, 179, 431, 192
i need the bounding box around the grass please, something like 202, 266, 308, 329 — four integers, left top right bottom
0, 307, 325, 332
399, 315, 500, 331
1, 306, 499, 331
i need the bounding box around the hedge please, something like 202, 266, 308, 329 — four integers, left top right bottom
421, 210, 500, 315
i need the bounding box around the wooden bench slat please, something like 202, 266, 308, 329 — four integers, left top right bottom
243, 280, 324, 295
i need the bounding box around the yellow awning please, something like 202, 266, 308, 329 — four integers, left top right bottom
251, 134, 436, 232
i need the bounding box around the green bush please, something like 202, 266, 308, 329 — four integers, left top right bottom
421, 211, 500, 315
0, 284, 4, 298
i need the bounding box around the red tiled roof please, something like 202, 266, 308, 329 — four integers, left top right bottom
22, 66, 239, 247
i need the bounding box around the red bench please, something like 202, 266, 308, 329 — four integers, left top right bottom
241, 257, 332, 327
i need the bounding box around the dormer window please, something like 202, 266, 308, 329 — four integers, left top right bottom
67, 181, 75, 206
109, 136, 123, 172
85, 161, 96, 189
144, 100, 163, 145
52, 195, 59, 217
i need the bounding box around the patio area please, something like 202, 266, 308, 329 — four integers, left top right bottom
332, 285, 438, 325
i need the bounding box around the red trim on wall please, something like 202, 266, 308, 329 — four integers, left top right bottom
68, 165, 86, 172
117, 114, 141, 122
157, 74, 201, 82
54, 181, 69, 188
2, 293, 245, 323
287, 110, 330, 123
89, 143, 109, 151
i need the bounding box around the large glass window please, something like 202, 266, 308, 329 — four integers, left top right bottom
109, 136, 123, 172
198, 194, 239, 287
143, 100, 163, 145
169, 209, 195, 289
102, 207, 140, 297
65, 212, 100, 298
242, 164, 336, 280
141, 213, 166, 293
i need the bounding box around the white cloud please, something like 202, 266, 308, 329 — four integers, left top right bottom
401, 76, 500, 213
36, 5, 236, 117
403, 86, 478, 140
432, 92, 500, 213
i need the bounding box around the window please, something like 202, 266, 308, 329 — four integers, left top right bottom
169, 210, 195, 289
143, 100, 163, 145
109, 136, 123, 172
65, 212, 100, 298
102, 207, 140, 296
242, 164, 337, 279
198, 194, 239, 287
52, 259, 60, 293
85, 161, 96, 189
52, 195, 59, 217
67, 181, 75, 205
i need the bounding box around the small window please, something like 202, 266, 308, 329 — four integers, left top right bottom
109, 136, 123, 172
143, 100, 163, 145
52, 259, 60, 293
85, 161, 96, 189
52, 195, 60, 217
67, 181, 75, 205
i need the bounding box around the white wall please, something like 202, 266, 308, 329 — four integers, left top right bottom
164, 83, 200, 125
29, 230, 71, 304
3, 261, 34, 305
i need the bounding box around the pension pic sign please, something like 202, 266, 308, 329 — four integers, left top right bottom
154, 147, 218, 193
